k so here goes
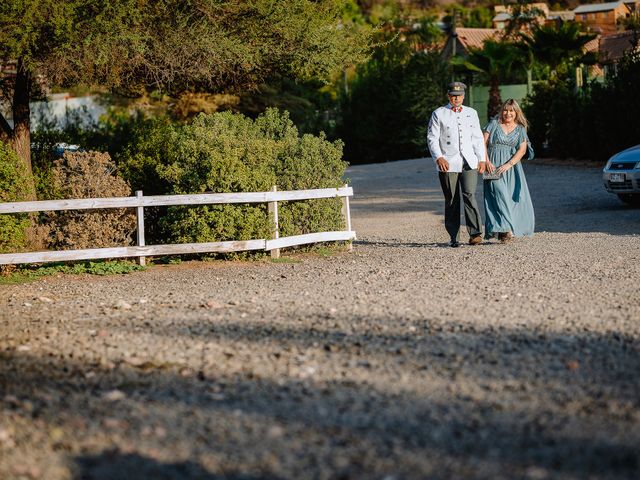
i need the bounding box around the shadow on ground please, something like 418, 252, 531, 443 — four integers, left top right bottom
2, 316, 639, 479
73, 453, 236, 480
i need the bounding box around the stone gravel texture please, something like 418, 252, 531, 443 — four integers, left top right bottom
1, 158, 639, 480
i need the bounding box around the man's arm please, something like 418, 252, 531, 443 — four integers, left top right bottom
471, 111, 487, 172
427, 109, 448, 171
427, 110, 443, 160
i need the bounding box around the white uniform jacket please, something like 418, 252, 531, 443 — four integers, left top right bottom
427, 104, 486, 173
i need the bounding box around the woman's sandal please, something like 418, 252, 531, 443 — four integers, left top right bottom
498, 232, 513, 242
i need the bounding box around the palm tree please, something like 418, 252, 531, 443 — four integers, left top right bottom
518, 22, 597, 81
450, 39, 525, 119
501, 2, 546, 41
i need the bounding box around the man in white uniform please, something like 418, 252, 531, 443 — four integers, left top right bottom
427, 82, 486, 248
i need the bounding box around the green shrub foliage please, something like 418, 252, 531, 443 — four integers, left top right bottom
29, 108, 347, 248
525, 49, 640, 161
117, 108, 347, 245
0, 142, 32, 253
339, 50, 449, 164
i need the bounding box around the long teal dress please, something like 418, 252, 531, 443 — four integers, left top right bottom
483, 119, 535, 238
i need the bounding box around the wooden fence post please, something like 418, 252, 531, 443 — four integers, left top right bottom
136, 190, 146, 266
341, 183, 353, 252
268, 185, 280, 259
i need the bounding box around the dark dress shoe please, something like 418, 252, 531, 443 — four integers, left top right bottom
449, 240, 460, 248
469, 234, 482, 245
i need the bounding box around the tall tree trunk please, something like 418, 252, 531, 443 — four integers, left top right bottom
487, 76, 502, 121
11, 58, 36, 199
0, 114, 12, 145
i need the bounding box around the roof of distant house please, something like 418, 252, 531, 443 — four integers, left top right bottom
590, 63, 605, 77
599, 30, 640, 62
454, 28, 500, 50
557, 17, 611, 78
584, 36, 600, 54
574, 1, 628, 14
578, 36, 603, 76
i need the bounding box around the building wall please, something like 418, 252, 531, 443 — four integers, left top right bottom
466, 84, 530, 127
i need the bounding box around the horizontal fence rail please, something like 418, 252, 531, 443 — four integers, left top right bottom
0, 186, 355, 266
0, 187, 353, 214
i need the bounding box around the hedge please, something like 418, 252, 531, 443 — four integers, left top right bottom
24, 108, 348, 252
524, 49, 640, 161
117, 108, 348, 246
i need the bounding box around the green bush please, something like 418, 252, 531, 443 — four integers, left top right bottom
275, 131, 346, 237
30, 106, 104, 200
117, 108, 347, 245
0, 142, 32, 253
106, 113, 176, 196
28, 108, 347, 250
524, 49, 640, 161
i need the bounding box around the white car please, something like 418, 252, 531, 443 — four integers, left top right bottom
53, 142, 82, 158
603, 144, 640, 206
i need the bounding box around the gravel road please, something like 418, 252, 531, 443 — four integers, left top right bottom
1, 158, 639, 480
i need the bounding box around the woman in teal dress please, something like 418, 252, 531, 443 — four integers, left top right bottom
483, 99, 535, 241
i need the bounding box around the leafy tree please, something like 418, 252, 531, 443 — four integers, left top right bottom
442, 5, 494, 29
622, 12, 640, 33
524, 49, 640, 160
451, 40, 526, 119
518, 22, 597, 81
0, 0, 371, 193
578, 49, 640, 160
516, 20, 598, 154
338, 12, 447, 163
501, 1, 547, 41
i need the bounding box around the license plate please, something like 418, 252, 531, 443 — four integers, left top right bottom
610, 173, 625, 183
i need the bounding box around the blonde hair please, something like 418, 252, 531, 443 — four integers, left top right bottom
500, 99, 529, 130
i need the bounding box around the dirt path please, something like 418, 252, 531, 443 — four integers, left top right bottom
1, 158, 639, 479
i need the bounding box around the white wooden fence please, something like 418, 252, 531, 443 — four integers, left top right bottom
0, 185, 355, 266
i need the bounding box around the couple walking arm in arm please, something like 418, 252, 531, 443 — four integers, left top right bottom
427, 82, 534, 247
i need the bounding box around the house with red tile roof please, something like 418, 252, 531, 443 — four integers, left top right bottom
598, 29, 640, 77
440, 27, 499, 58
